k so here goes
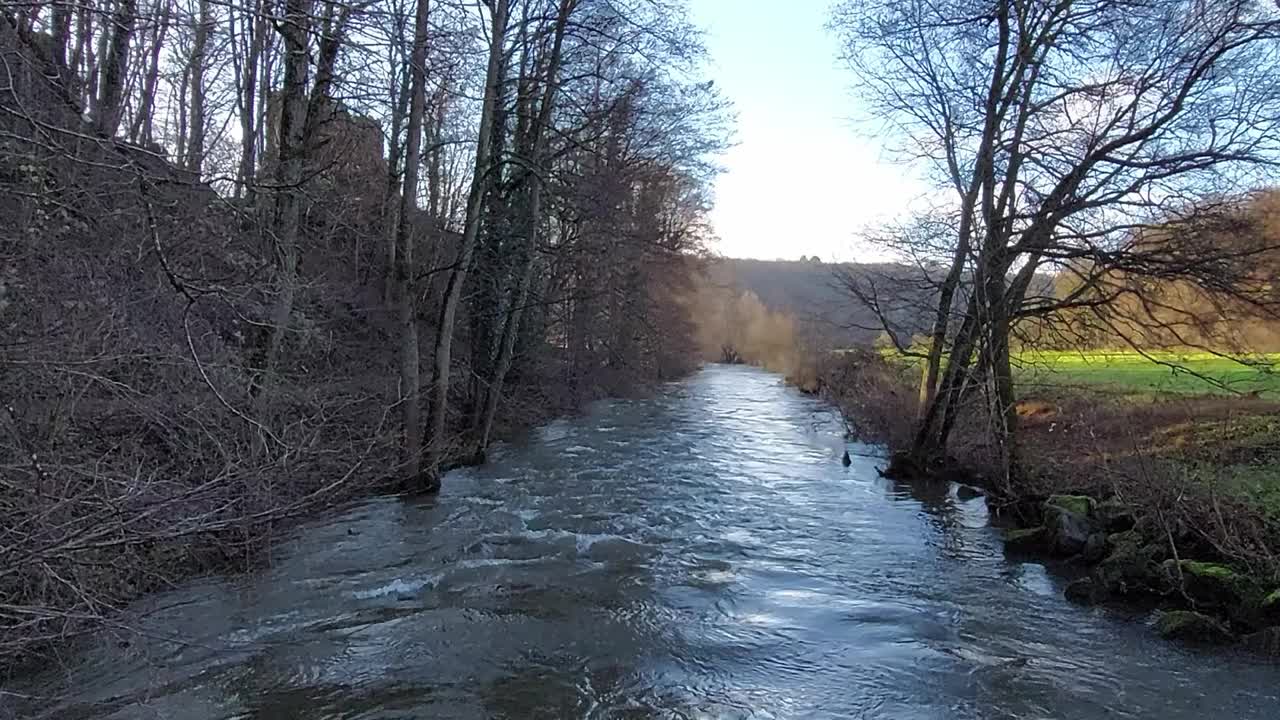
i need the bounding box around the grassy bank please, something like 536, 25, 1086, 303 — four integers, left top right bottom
856, 347, 1280, 518
819, 348, 1280, 652
1016, 350, 1280, 398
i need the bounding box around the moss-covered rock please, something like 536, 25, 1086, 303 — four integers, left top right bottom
1046, 494, 1096, 518
1004, 526, 1050, 553
1065, 577, 1100, 605
1039, 496, 1098, 557
1095, 531, 1170, 598
1242, 627, 1280, 658
1182, 560, 1237, 580
1082, 532, 1110, 564
1045, 507, 1092, 556
1161, 560, 1259, 610
1095, 499, 1136, 533
1155, 610, 1235, 644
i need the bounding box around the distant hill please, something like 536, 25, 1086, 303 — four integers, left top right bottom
708, 258, 934, 347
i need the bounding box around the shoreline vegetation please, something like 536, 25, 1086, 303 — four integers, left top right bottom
810, 348, 1280, 656
802, 0, 1280, 661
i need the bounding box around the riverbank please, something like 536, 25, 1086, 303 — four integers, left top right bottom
816, 350, 1280, 657
0, 379, 619, 678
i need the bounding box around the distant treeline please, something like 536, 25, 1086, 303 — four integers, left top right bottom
1028, 190, 1280, 354
690, 280, 805, 376
708, 188, 1280, 357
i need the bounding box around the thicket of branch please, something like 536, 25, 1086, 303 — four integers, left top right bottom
0, 0, 726, 674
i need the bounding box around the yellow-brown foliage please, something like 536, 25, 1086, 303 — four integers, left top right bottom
1045, 189, 1280, 352
688, 273, 812, 379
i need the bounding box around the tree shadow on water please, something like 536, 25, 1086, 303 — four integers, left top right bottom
885, 476, 981, 557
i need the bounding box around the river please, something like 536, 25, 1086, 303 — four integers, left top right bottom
14, 365, 1279, 719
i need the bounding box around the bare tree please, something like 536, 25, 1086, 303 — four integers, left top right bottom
93, 0, 138, 136
422, 0, 511, 484
834, 0, 1280, 482
185, 0, 210, 173
396, 0, 431, 478
235, 0, 269, 193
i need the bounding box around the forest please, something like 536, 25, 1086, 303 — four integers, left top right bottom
0, 0, 726, 667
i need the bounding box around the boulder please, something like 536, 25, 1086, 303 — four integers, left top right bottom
1042, 498, 1095, 557
1094, 499, 1136, 533
1095, 531, 1170, 597
1065, 577, 1101, 605
1161, 560, 1254, 609
1004, 526, 1050, 553
1155, 610, 1234, 645
1082, 532, 1111, 564
1261, 589, 1280, 625
1046, 508, 1091, 556
956, 485, 984, 501
1242, 627, 1280, 659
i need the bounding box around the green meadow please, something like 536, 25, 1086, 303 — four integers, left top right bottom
877, 348, 1280, 397
1014, 350, 1280, 397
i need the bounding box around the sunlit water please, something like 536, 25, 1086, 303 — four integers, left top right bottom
10, 365, 1279, 719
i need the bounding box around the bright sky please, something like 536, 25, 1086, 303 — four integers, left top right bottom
689, 0, 923, 262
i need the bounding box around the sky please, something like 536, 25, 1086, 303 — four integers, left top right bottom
688, 0, 923, 262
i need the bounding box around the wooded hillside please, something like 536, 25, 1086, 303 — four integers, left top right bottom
0, 0, 725, 668
706, 258, 932, 348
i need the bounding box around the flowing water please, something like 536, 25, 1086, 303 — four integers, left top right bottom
13, 365, 1279, 719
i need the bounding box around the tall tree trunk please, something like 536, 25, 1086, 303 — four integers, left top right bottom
919, 224, 971, 416
237, 0, 267, 195
396, 0, 432, 480
128, 2, 167, 145
427, 91, 445, 220
304, 0, 353, 138
985, 271, 1019, 486
423, 0, 509, 485
474, 0, 575, 453
86, 5, 109, 110
252, 0, 311, 423
468, 14, 536, 430
255, 23, 275, 193
913, 293, 980, 459
176, 62, 188, 161
68, 3, 92, 105
93, 0, 137, 137
382, 53, 411, 307
913, 0, 1014, 427
51, 1, 72, 67
252, 0, 353, 421
186, 0, 210, 173
476, 197, 537, 450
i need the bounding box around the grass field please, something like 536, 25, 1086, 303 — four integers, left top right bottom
841, 346, 1280, 527
1014, 350, 1280, 397
876, 347, 1280, 397
1011, 351, 1280, 521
